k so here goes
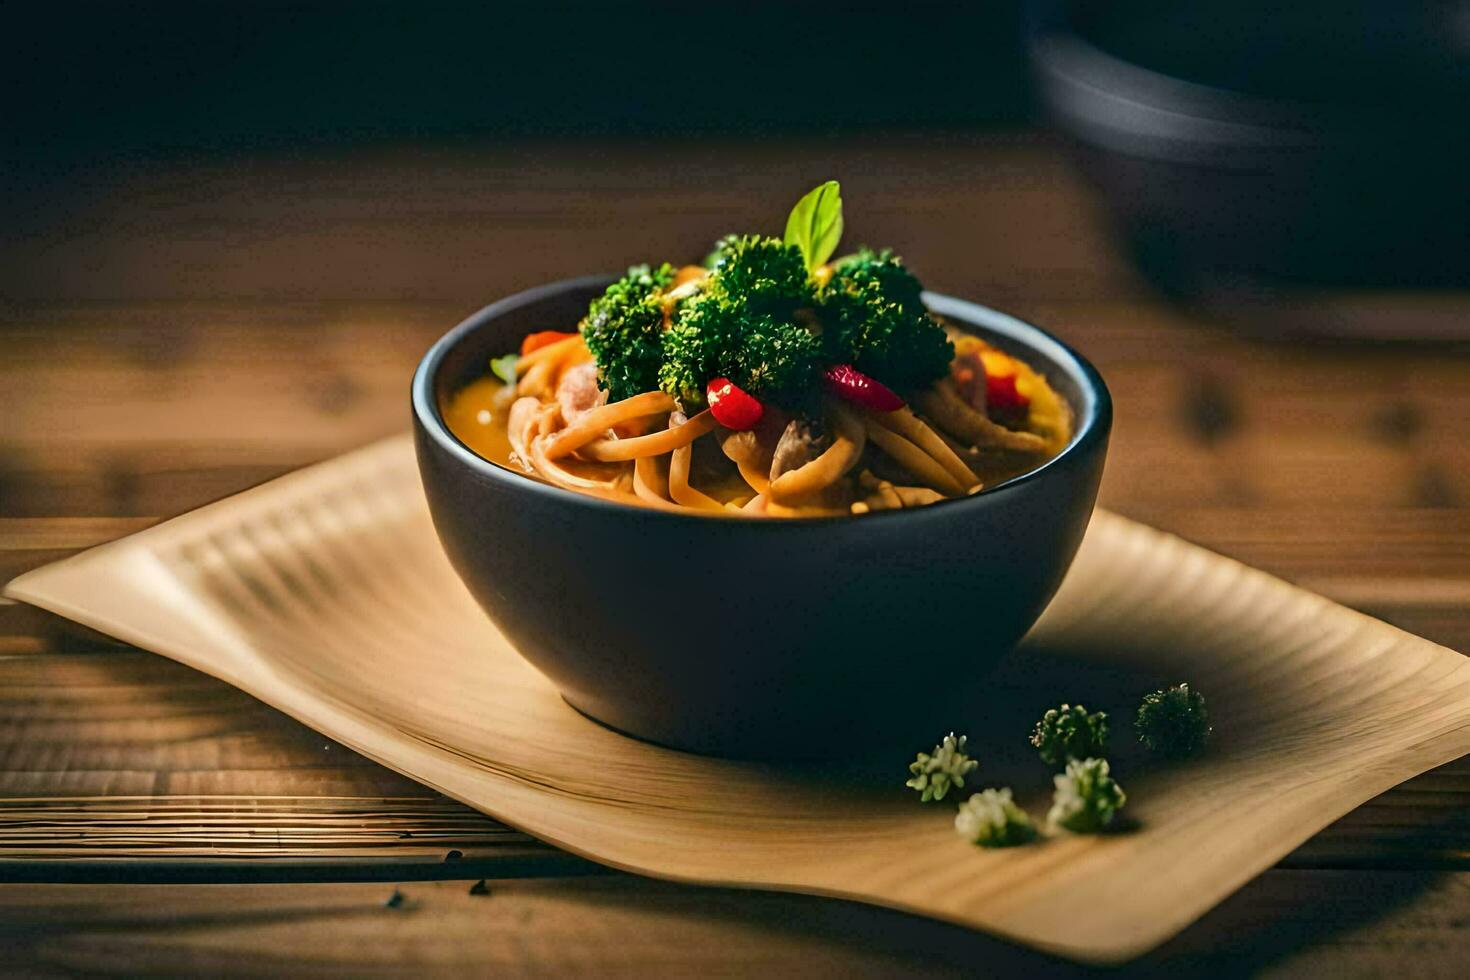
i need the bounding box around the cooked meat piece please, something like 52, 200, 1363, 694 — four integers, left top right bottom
954, 350, 988, 412
719, 428, 779, 472
769, 418, 830, 480
719, 429, 761, 466
555, 361, 605, 425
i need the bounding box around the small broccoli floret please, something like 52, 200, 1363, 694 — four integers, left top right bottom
1048, 757, 1126, 833
657, 306, 709, 406
580, 263, 676, 401
1136, 683, 1211, 759
707, 235, 810, 302
659, 237, 821, 406
818, 248, 954, 391
955, 788, 1037, 848
906, 732, 978, 803
1030, 703, 1109, 768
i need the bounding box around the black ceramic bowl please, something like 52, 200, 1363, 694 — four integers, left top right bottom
1029, 1, 1470, 307
413, 277, 1111, 758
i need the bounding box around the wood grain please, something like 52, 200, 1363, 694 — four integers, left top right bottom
0, 136, 1136, 306
0, 871, 1464, 978
8, 436, 1468, 962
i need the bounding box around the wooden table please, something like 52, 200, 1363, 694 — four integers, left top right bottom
2, 134, 1467, 976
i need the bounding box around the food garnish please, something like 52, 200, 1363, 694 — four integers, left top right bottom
955, 788, 1038, 848
1136, 683, 1211, 759
906, 732, 979, 803
1048, 757, 1126, 833
452, 182, 1073, 516
705, 377, 764, 431
1030, 703, 1109, 768
821, 363, 904, 412
489, 353, 519, 386
915, 685, 1216, 850
783, 179, 844, 273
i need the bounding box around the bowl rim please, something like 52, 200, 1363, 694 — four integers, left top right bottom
412, 274, 1112, 525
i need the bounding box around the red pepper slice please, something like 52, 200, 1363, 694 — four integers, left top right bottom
520, 330, 577, 356
985, 369, 1030, 413
954, 348, 1030, 415
822, 364, 904, 412
706, 377, 765, 430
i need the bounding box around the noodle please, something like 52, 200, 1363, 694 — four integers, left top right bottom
869, 406, 979, 491
579, 410, 716, 462
506, 396, 542, 466
517, 357, 557, 398
862, 418, 966, 496
668, 416, 727, 512
515, 333, 583, 372
447, 331, 1070, 518
543, 391, 678, 459
915, 381, 1049, 453
530, 435, 626, 492
736, 459, 771, 495
634, 454, 669, 502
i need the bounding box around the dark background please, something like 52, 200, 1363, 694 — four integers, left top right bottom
12, 0, 1464, 166
10, 1, 1467, 305
5, 1, 1034, 169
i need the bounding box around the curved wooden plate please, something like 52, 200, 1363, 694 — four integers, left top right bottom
7, 436, 1469, 964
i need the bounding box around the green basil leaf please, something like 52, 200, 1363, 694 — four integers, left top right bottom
783, 180, 843, 272
490, 353, 519, 386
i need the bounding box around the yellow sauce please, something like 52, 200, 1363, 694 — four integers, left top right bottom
442, 377, 518, 465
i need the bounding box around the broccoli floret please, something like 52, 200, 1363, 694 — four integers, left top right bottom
906, 732, 978, 803
580, 263, 676, 401
955, 788, 1037, 848
1048, 757, 1126, 833
818, 248, 954, 391
663, 294, 822, 406
1136, 683, 1211, 759
1030, 703, 1109, 768
659, 237, 821, 406
707, 235, 810, 302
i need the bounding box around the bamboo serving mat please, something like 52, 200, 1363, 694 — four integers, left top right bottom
7, 435, 1469, 964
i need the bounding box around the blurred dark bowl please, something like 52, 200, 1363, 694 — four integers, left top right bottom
1029, 1, 1470, 332
413, 277, 1110, 758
